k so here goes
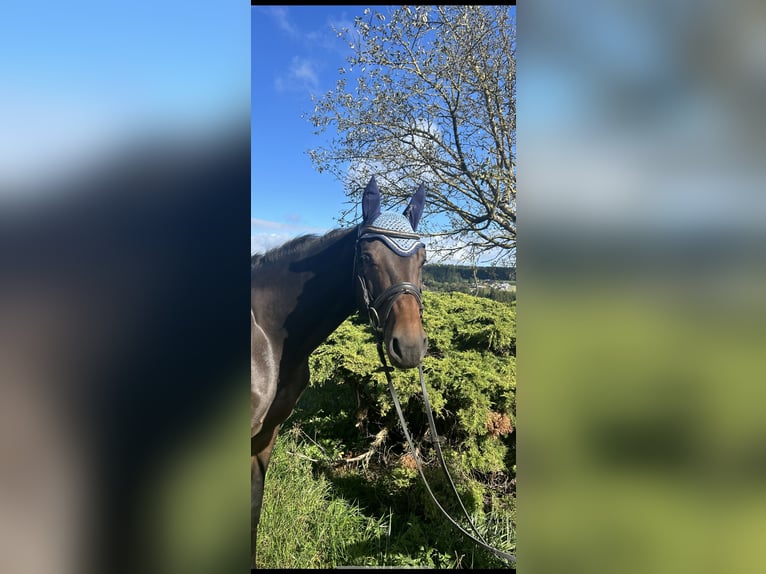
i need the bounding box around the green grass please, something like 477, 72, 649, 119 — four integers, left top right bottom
256, 433, 516, 569
256, 434, 386, 568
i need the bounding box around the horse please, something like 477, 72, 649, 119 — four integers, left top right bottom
250, 176, 428, 566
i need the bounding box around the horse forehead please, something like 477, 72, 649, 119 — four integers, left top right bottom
362, 241, 421, 279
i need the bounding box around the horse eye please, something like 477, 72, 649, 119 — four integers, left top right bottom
360, 253, 373, 265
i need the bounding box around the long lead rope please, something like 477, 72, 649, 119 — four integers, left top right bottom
355, 232, 515, 565
375, 342, 516, 565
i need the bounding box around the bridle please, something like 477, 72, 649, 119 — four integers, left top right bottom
354, 224, 424, 338
352, 223, 516, 566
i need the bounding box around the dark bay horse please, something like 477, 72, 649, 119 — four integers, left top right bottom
251, 176, 428, 565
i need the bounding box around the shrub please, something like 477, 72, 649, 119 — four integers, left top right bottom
263, 291, 516, 568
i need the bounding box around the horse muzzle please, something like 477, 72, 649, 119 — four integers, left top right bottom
385, 298, 428, 369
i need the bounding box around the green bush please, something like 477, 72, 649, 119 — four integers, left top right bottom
307, 292, 515, 470
261, 291, 516, 568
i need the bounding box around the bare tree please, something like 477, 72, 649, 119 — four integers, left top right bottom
308, 5, 516, 263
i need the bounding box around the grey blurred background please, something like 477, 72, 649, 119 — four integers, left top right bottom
519, 1, 766, 573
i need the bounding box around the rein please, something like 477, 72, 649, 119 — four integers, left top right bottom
354, 229, 516, 566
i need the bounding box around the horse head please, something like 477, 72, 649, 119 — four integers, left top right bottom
356, 176, 428, 369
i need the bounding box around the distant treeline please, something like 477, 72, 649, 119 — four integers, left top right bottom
423, 264, 516, 304
423, 263, 516, 284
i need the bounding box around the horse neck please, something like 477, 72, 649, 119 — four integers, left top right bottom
280, 228, 358, 361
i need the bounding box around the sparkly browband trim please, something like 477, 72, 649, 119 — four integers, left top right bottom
359, 226, 421, 240
359, 235, 424, 257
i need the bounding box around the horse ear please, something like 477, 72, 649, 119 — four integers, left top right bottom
403, 183, 425, 230
362, 176, 381, 225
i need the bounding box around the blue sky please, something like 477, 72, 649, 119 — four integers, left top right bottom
251, 6, 519, 265
251, 6, 364, 254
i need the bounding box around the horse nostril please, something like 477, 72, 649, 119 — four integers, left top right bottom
392, 337, 402, 358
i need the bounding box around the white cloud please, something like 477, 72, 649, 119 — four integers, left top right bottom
261, 6, 298, 37
251, 233, 294, 255
290, 58, 319, 88
274, 56, 320, 93
251, 218, 329, 255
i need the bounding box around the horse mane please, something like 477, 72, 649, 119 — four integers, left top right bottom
251, 227, 355, 271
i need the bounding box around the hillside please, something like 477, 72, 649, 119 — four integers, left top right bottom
423, 264, 516, 304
